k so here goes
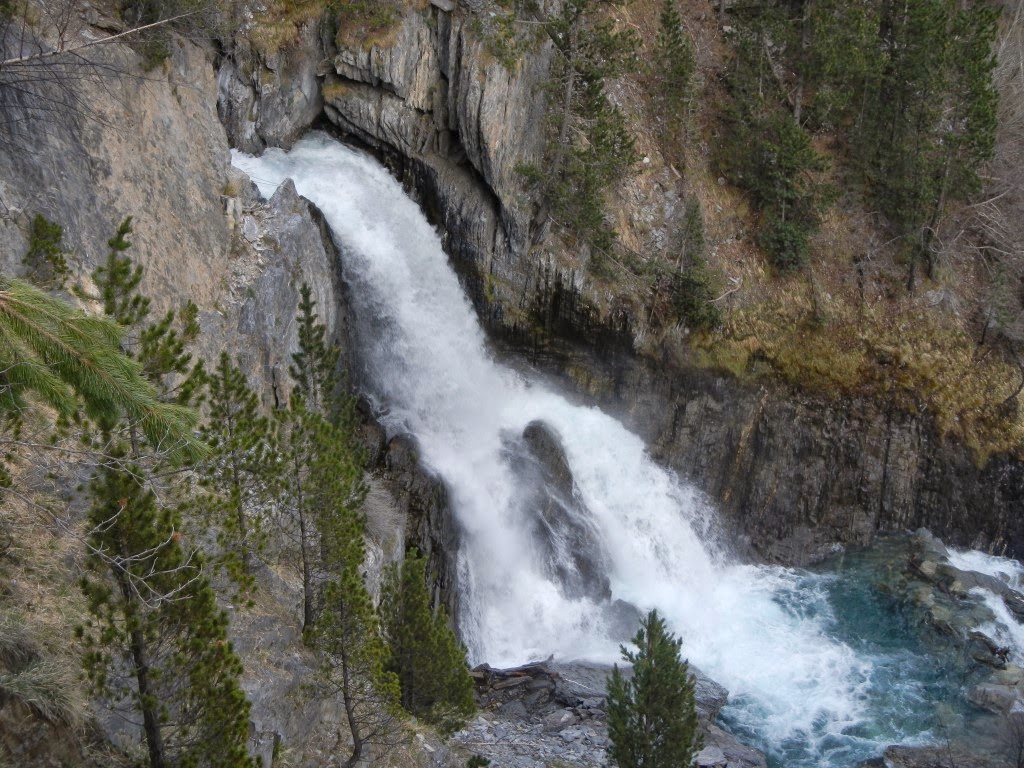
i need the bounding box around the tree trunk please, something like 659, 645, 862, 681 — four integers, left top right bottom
550, 24, 579, 183
339, 635, 363, 768
794, 0, 812, 124
291, 450, 316, 632
115, 569, 166, 768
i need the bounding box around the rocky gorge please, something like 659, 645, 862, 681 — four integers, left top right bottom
216, 0, 1024, 567
2, 0, 1024, 766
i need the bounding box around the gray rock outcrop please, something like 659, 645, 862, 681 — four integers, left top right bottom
456, 660, 766, 768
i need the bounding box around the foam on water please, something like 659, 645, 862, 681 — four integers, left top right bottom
232, 134, 956, 766
947, 547, 1024, 588
945, 548, 1024, 663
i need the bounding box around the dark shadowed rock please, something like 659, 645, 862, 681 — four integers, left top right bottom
505, 420, 612, 601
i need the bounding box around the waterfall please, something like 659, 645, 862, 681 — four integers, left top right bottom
232, 134, 949, 767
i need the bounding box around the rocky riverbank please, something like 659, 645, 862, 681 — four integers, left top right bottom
451, 660, 766, 768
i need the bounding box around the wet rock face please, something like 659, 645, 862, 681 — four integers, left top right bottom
455, 660, 765, 768
868, 530, 1024, 768
377, 432, 462, 624
318, 3, 550, 314
504, 421, 612, 602
528, 345, 1024, 566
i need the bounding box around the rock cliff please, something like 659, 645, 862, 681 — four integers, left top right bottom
0, 18, 445, 766
218, 0, 1024, 563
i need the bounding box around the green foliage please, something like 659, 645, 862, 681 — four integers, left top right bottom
23, 214, 68, 289
94, 217, 148, 330
381, 550, 475, 733
0, 277, 200, 463
276, 287, 365, 630
536, 0, 639, 260
652, 0, 696, 161
77, 219, 245, 767
289, 283, 341, 420
93, 217, 204, 407
470, 2, 541, 71
657, 199, 720, 331
798, 0, 882, 129
858, 0, 998, 279
606, 610, 700, 768
276, 395, 366, 630
723, 0, 999, 283
466, 757, 491, 768
287, 285, 389, 763
671, 265, 720, 332
715, 42, 829, 274
309, 463, 398, 768
195, 353, 276, 597
78, 463, 256, 768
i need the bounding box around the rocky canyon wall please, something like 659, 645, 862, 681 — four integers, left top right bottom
218, 0, 1024, 563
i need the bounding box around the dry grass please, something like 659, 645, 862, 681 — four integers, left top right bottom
0, 660, 84, 726
691, 284, 1024, 462
333, 0, 427, 49
247, 0, 327, 57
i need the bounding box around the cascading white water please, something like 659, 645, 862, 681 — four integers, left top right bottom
232, 134, 941, 765
946, 547, 1024, 663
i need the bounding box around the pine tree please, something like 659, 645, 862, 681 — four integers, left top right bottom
289, 283, 341, 420
196, 353, 276, 596
309, 468, 398, 768
0, 276, 201, 467
537, 0, 639, 260
23, 213, 68, 288
606, 610, 700, 768
798, 0, 881, 129
78, 461, 256, 768
652, 0, 695, 161
92, 217, 204, 403
275, 287, 364, 630
275, 396, 366, 631
77, 220, 249, 767
854, 0, 998, 287
380, 550, 475, 733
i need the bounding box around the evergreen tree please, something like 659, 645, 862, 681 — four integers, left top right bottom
536, 0, 639, 260
275, 395, 366, 631
77, 220, 249, 768
78, 462, 256, 768
797, 0, 881, 129
92, 217, 204, 413
0, 276, 201, 468
380, 550, 475, 733
196, 353, 276, 596
853, 0, 998, 286
715, 16, 832, 273
22, 213, 68, 288
652, 0, 696, 161
606, 610, 700, 768
309, 469, 398, 768
274, 287, 364, 630
289, 283, 341, 420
